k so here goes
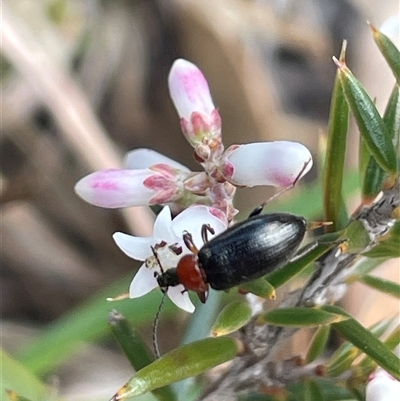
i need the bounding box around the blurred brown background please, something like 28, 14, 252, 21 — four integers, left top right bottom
1, 0, 398, 399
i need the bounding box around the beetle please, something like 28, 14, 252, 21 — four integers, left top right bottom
156, 208, 307, 303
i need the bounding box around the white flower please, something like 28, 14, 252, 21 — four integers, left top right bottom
366, 369, 400, 401
113, 205, 228, 312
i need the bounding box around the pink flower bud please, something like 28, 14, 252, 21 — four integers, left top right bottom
221, 141, 313, 187
168, 59, 221, 146
74, 167, 183, 208
124, 148, 191, 172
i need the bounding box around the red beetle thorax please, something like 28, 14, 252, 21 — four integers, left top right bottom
176, 254, 208, 295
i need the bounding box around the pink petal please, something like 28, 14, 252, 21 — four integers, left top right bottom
74, 169, 159, 208
224, 141, 313, 187
129, 264, 159, 298
168, 59, 215, 121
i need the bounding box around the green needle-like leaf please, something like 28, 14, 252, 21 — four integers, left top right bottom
383, 84, 400, 149
239, 278, 276, 299
322, 305, 400, 379
211, 300, 252, 337
371, 24, 400, 85
266, 239, 337, 289
359, 275, 400, 298
5, 390, 34, 401
109, 337, 239, 400
109, 311, 176, 401
385, 325, 400, 350
306, 325, 331, 363
335, 58, 397, 173
323, 42, 349, 231
109, 310, 157, 370
260, 307, 347, 327
304, 379, 324, 401
362, 84, 400, 198
0, 349, 51, 401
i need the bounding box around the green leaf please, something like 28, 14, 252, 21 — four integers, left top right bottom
239, 278, 276, 299
341, 220, 371, 253
328, 317, 394, 376
385, 325, 400, 350
361, 155, 386, 200
108, 311, 176, 401
327, 345, 361, 377
371, 24, 400, 84
304, 379, 324, 401
266, 239, 338, 289
359, 275, 400, 298
383, 84, 400, 148
362, 84, 400, 199
358, 323, 400, 372
211, 300, 252, 337
322, 305, 400, 379
109, 337, 239, 399
306, 325, 331, 363
323, 43, 349, 231
5, 390, 34, 401
336, 59, 397, 173
0, 349, 50, 401
109, 310, 157, 370
260, 307, 347, 327
18, 275, 178, 376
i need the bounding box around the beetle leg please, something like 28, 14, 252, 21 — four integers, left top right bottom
201, 224, 215, 243
248, 158, 312, 218
183, 231, 200, 254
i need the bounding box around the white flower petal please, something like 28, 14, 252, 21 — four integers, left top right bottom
153, 206, 177, 242
225, 141, 313, 187
124, 148, 191, 173
74, 169, 158, 208
172, 206, 228, 248
129, 264, 159, 298
168, 59, 215, 121
366, 369, 400, 401
113, 232, 154, 261
167, 286, 195, 313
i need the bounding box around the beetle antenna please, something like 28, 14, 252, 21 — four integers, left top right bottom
153, 290, 167, 358
249, 158, 312, 217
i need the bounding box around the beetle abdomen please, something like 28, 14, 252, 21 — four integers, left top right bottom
198, 213, 306, 290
